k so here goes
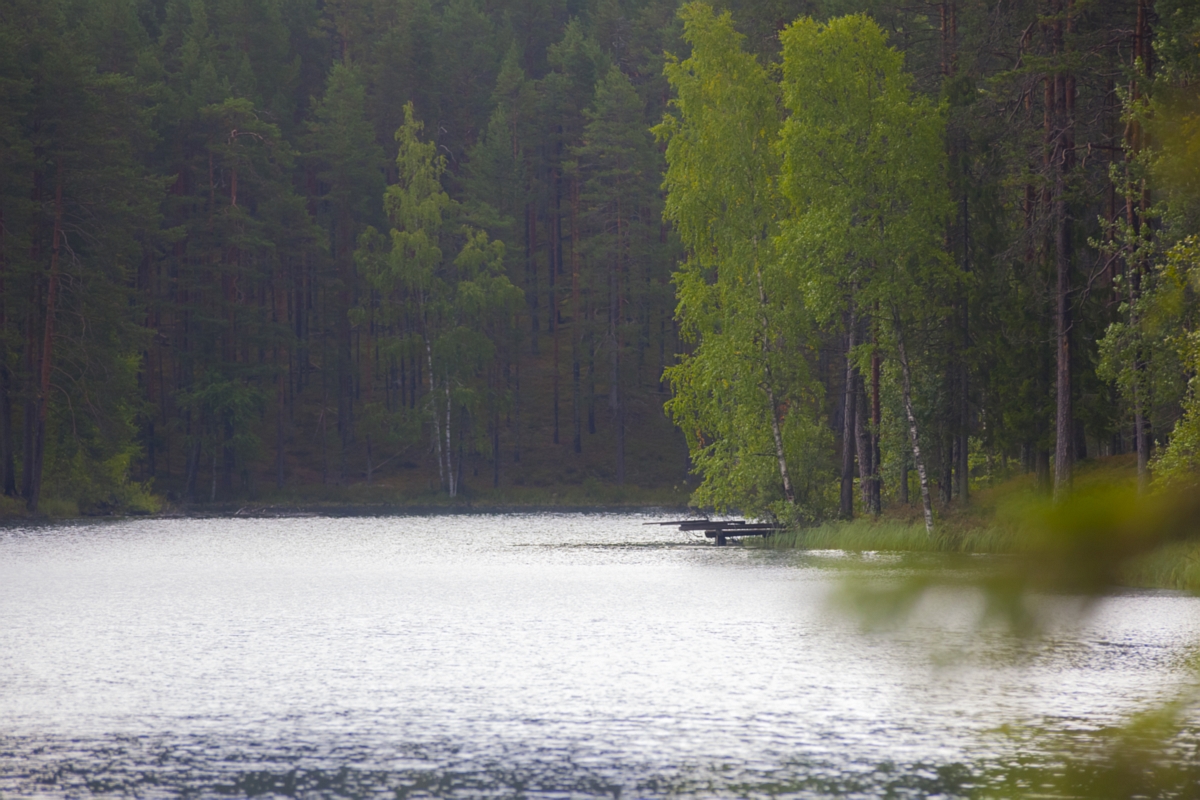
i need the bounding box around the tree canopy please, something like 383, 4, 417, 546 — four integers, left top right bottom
0, 0, 1194, 516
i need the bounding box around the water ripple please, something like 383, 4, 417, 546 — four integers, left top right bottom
2, 513, 1198, 797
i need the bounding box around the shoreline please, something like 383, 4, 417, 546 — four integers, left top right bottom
0, 479, 697, 521
168, 502, 695, 518
0, 496, 696, 522
757, 456, 1200, 595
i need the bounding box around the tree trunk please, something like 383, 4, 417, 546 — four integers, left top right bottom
940, 1, 958, 77
840, 308, 858, 519
336, 213, 355, 484
1051, 0, 1075, 500
426, 338, 445, 490
276, 388, 285, 489
610, 204, 625, 486
0, 208, 14, 496
894, 312, 934, 534
221, 418, 235, 496
1052, 140, 1073, 499
365, 434, 373, 484
1127, 0, 1153, 492
571, 174, 582, 454
273, 263, 288, 489
445, 380, 455, 497
855, 377, 871, 511
552, 279, 560, 446
455, 405, 465, 495
184, 419, 201, 503
587, 333, 596, 435
0, 354, 13, 497
514, 359, 522, 463
941, 431, 953, 505
1134, 386, 1149, 492
22, 164, 42, 502
493, 403, 501, 488
1035, 448, 1051, 492
527, 204, 539, 355
958, 198, 970, 505
317, 390, 328, 484
28, 164, 63, 513
550, 173, 560, 446
755, 263, 795, 505
610, 282, 624, 485
870, 327, 882, 515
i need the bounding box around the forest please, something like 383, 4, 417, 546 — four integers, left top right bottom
0, 0, 1197, 518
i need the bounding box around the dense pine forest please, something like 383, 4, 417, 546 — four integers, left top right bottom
0, 0, 1197, 517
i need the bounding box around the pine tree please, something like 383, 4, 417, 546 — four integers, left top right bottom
306, 61, 386, 482
1, 0, 162, 512
575, 65, 659, 484
540, 21, 606, 447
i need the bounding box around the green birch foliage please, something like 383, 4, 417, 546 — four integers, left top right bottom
356, 103, 449, 406
381, 104, 454, 300
777, 14, 953, 326
657, 4, 830, 520
776, 14, 952, 525
1147, 237, 1200, 487
1146, 0, 1200, 237
357, 104, 521, 492
1097, 1, 1200, 487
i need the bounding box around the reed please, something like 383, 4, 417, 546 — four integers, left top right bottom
756, 455, 1200, 594
1123, 542, 1200, 594
760, 518, 1018, 554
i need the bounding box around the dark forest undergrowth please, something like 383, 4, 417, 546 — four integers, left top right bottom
0, 337, 695, 518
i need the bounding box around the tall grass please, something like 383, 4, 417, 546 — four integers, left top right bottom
753, 455, 1200, 594
1123, 542, 1200, 593
760, 518, 1018, 554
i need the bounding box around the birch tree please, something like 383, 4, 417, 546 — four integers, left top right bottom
657, 4, 829, 521
777, 14, 954, 532
358, 104, 521, 496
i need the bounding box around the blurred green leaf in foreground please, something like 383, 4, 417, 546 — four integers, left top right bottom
829, 487, 1200, 798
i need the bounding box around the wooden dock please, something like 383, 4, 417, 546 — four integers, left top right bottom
648, 519, 783, 546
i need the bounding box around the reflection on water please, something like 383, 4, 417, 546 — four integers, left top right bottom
1, 513, 1197, 798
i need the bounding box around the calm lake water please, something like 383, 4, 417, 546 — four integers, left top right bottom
2, 512, 1198, 798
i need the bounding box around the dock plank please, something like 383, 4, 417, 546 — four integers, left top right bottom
649, 519, 782, 545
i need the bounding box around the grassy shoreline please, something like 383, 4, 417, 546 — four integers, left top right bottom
754, 454, 1200, 594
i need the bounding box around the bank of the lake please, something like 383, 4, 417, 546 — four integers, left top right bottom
0, 481, 694, 521
758, 454, 1200, 594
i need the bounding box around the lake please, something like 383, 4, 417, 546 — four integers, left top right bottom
2, 512, 1198, 798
